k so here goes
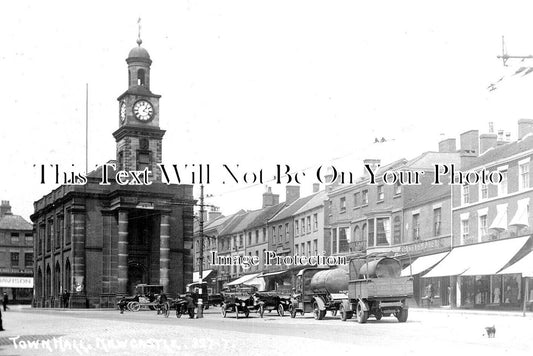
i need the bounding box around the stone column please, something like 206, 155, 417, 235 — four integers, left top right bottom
118, 210, 129, 295
160, 214, 170, 293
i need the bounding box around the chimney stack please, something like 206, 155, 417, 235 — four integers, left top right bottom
459, 130, 479, 168
363, 159, 381, 179
285, 185, 300, 205
460, 130, 479, 156
262, 187, 280, 208
208, 207, 222, 222
0, 200, 12, 218
518, 119, 533, 140
438, 138, 456, 153
479, 133, 497, 154
312, 183, 320, 193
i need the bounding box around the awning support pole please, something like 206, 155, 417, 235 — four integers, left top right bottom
522, 277, 529, 316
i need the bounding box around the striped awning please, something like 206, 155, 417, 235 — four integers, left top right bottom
227, 273, 261, 286
423, 236, 529, 278
401, 252, 449, 276
498, 251, 533, 277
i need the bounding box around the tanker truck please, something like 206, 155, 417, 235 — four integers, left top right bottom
339, 257, 413, 323
290, 267, 349, 320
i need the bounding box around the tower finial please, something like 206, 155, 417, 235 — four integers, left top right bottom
137, 17, 142, 46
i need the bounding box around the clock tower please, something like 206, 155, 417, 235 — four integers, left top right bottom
113, 33, 165, 182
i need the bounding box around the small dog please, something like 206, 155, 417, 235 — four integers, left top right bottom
484, 325, 496, 338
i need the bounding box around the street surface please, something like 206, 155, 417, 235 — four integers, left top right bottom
0, 306, 531, 356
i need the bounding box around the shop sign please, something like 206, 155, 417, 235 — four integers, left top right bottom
0, 276, 34, 288
399, 236, 450, 255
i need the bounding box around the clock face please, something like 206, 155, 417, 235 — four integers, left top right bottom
119, 101, 126, 122
133, 100, 154, 122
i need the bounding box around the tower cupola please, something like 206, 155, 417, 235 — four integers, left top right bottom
126, 22, 152, 89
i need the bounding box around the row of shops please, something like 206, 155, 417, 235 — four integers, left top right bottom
404, 235, 533, 311
199, 235, 532, 312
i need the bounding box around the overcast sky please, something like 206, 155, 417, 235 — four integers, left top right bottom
2, 0, 533, 221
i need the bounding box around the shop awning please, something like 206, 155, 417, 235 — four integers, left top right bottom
489, 203, 508, 232
423, 236, 530, 278
227, 272, 261, 286
261, 270, 288, 278
243, 276, 266, 291
498, 251, 533, 277
0, 276, 33, 288
192, 270, 214, 283
401, 252, 449, 276
509, 198, 529, 228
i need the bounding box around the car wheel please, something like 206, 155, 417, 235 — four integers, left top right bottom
277, 304, 284, 317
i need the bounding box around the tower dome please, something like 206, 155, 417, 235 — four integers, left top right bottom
127, 37, 151, 64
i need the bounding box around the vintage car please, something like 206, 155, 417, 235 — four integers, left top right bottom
118, 284, 168, 313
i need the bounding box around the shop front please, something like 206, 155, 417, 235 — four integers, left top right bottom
458, 274, 522, 309
423, 235, 531, 310
0, 276, 33, 304
399, 238, 451, 307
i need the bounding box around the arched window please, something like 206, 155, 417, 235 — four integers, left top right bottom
65, 259, 71, 292
354, 226, 360, 241
137, 69, 146, 86
54, 262, 61, 296
36, 267, 43, 298
45, 264, 51, 297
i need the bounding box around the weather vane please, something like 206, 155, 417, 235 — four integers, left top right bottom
137, 17, 142, 46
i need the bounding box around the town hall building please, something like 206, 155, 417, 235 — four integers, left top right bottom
31, 35, 195, 308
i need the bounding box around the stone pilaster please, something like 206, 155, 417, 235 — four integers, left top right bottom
72, 212, 86, 293
118, 210, 129, 295
160, 214, 170, 292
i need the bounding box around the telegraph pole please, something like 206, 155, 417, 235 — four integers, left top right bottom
497, 36, 533, 66
197, 184, 205, 318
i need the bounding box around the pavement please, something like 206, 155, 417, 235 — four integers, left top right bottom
0, 305, 531, 356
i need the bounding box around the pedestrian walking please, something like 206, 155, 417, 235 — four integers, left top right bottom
2, 292, 8, 311
425, 284, 434, 308
62, 290, 70, 308
185, 293, 195, 319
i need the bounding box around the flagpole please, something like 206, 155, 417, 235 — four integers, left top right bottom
86, 83, 88, 175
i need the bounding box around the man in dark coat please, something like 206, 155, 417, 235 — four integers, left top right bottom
185, 293, 195, 319
118, 297, 128, 314
2, 293, 8, 311
62, 290, 70, 308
